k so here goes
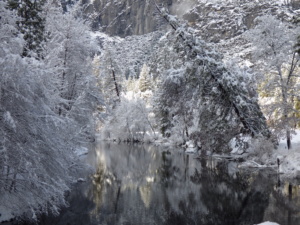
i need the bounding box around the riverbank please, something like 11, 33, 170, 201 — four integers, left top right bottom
274, 130, 300, 179
99, 129, 300, 180
233, 130, 300, 180
0, 146, 93, 224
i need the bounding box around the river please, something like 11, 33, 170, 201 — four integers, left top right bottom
36, 142, 300, 225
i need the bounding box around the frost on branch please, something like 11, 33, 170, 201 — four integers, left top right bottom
153, 6, 271, 152
244, 15, 300, 149
0, 1, 99, 221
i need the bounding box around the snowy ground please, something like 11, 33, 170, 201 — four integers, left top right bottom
275, 130, 300, 178
229, 130, 300, 179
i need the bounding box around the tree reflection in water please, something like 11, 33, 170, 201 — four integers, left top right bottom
33, 143, 300, 225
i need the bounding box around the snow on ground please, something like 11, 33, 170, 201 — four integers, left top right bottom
257, 222, 280, 225
89, 31, 123, 44
275, 130, 300, 178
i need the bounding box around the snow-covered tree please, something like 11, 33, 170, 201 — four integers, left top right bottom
102, 96, 155, 142
125, 76, 139, 93
7, 0, 46, 58
152, 6, 270, 152
138, 64, 152, 92
0, 2, 80, 220
98, 49, 123, 111
245, 15, 300, 149
0, 1, 102, 221
43, 2, 101, 132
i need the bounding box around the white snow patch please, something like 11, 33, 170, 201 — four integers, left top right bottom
145, 176, 154, 183
74, 147, 89, 157
186, 140, 196, 148
256, 222, 280, 225
274, 129, 300, 178
239, 160, 275, 169
185, 140, 198, 153
89, 31, 123, 44
185, 147, 198, 154
4, 111, 16, 131
77, 178, 86, 183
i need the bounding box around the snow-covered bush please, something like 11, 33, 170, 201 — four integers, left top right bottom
247, 137, 275, 164
102, 96, 156, 142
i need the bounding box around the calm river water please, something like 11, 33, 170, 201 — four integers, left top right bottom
38, 142, 300, 225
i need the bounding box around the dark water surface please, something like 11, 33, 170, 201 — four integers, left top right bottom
38, 142, 300, 225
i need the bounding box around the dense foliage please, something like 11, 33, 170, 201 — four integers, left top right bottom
151, 8, 270, 152
0, 0, 100, 221
245, 15, 300, 149
2, 0, 300, 222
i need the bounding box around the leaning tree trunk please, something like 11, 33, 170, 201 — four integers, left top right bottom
153, 2, 271, 139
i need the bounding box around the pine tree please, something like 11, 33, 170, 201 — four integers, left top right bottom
0, 1, 102, 221
138, 64, 152, 92
0, 2, 77, 219
7, 0, 46, 58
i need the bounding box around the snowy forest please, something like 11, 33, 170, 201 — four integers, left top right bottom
1, 0, 300, 223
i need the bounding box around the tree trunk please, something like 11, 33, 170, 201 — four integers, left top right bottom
59, 44, 68, 116
112, 69, 120, 100
288, 183, 292, 225
287, 129, 291, 149
9, 172, 17, 193
280, 65, 291, 150
154, 3, 271, 139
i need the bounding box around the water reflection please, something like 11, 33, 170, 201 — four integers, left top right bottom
35, 143, 300, 225
264, 182, 300, 225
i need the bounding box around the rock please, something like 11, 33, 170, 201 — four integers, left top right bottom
81, 0, 176, 37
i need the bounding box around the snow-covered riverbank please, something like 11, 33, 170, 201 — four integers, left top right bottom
274, 130, 300, 179
0, 146, 92, 224
232, 130, 300, 180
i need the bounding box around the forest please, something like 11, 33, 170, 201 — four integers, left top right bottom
1, 0, 300, 223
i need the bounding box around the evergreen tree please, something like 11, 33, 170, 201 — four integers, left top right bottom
125, 75, 139, 93
7, 0, 46, 58
0, 1, 102, 220
138, 63, 152, 92
0, 2, 79, 219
